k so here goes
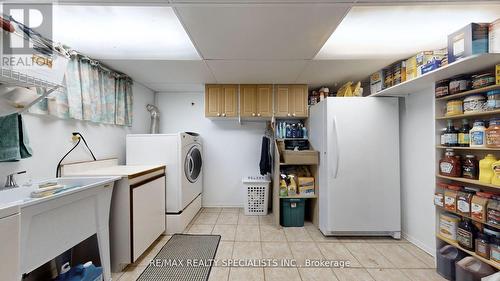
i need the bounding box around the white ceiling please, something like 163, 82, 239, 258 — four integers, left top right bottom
59, 1, 500, 93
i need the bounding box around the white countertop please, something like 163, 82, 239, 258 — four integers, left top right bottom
65, 165, 165, 178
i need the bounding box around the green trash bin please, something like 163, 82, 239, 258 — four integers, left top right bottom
280, 198, 305, 227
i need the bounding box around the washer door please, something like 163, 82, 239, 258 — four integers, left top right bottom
185, 145, 202, 183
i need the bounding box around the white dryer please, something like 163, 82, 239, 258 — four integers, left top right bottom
126, 132, 203, 233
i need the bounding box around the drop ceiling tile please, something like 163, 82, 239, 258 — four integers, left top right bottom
297, 59, 395, 87
101, 60, 216, 84
206, 60, 308, 83
175, 4, 351, 60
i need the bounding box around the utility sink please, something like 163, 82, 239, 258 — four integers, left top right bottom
0, 176, 120, 281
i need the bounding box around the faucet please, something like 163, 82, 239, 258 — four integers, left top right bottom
4, 171, 26, 189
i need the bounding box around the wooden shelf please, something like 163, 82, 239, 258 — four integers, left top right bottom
436, 206, 500, 230
279, 162, 318, 166
436, 84, 500, 101
436, 146, 500, 151
280, 194, 318, 199
437, 234, 500, 269
276, 138, 309, 141
436, 109, 500, 120
370, 54, 500, 97
436, 175, 500, 190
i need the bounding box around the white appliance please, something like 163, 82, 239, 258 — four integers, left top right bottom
126, 132, 203, 234
309, 97, 401, 238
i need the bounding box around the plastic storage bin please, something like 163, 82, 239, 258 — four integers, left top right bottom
242, 176, 271, 216
437, 245, 467, 280
54, 262, 103, 281
455, 256, 496, 281
280, 198, 305, 227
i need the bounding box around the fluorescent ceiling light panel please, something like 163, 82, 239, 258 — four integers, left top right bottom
316, 5, 500, 60
53, 6, 200, 60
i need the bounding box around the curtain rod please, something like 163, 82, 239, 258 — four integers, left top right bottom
67, 49, 132, 80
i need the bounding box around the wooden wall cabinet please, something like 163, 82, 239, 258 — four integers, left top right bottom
274, 84, 308, 118
205, 84, 238, 118
240, 84, 273, 118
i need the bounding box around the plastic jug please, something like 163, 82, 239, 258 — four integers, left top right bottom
455, 256, 496, 281
492, 160, 500, 186
479, 154, 497, 184
437, 245, 467, 280
54, 262, 103, 281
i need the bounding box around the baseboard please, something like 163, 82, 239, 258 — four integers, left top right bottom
402, 232, 435, 257
202, 204, 244, 208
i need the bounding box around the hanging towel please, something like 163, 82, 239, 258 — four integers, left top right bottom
259, 136, 271, 175
0, 113, 33, 162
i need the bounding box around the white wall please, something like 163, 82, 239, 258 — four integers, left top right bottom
0, 83, 155, 183
399, 88, 436, 254
156, 92, 265, 207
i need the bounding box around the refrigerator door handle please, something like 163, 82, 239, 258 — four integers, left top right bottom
332, 115, 339, 179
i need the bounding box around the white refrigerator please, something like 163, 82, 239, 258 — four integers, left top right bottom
308, 97, 401, 238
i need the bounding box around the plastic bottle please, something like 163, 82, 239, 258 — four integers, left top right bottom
479, 154, 498, 184
287, 175, 297, 196
492, 160, 500, 186
458, 119, 471, 147
279, 174, 288, 197
470, 121, 486, 147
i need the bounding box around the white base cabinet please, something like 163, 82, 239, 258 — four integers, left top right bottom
0, 207, 20, 281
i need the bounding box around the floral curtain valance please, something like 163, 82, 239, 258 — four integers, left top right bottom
31, 55, 133, 126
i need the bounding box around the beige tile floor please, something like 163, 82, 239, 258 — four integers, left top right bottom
112, 207, 444, 281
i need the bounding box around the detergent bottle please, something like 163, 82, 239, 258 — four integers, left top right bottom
492, 160, 500, 186
479, 154, 497, 184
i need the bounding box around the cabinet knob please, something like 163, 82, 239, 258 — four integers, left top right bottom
292, 113, 296, 117
222, 113, 226, 117
252, 113, 256, 117
257, 113, 261, 117
217, 113, 221, 117
287, 113, 291, 117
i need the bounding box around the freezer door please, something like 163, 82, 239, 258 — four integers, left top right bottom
322, 97, 401, 235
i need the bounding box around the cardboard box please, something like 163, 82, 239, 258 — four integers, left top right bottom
416, 49, 447, 75
405, 55, 418, 81
370, 70, 384, 94
490, 18, 500, 53
282, 150, 319, 165
298, 177, 315, 196
392, 60, 406, 85
448, 23, 489, 64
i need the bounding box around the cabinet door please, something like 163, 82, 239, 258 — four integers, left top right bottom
240, 85, 257, 117
132, 176, 166, 261
205, 85, 222, 117
290, 84, 308, 117
222, 85, 238, 117
274, 85, 290, 117
256, 85, 273, 117
0, 213, 20, 281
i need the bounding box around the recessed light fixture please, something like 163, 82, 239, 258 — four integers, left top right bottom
53, 5, 200, 60
315, 5, 500, 60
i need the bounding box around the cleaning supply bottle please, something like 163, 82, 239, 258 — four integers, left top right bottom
479, 154, 498, 184
279, 174, 288, 197
288, 175, 297, 196
492, 160, 500, 186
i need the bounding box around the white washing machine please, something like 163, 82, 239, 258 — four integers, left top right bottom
126, 132, 203, 233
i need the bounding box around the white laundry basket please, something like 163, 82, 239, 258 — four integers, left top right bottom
242, 175, 271, 216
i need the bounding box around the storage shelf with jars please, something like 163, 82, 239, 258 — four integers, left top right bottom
435, 62, 500, 275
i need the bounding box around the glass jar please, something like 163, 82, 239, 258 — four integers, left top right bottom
487, 90, 500, 110
486, 118, 500, 148
470, 121, 486, 147
444, 120, 458, 147
491, 237, 500, 263
462, 155, 479, 180
440, 149, 461, 177
475, 233, 491, 259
